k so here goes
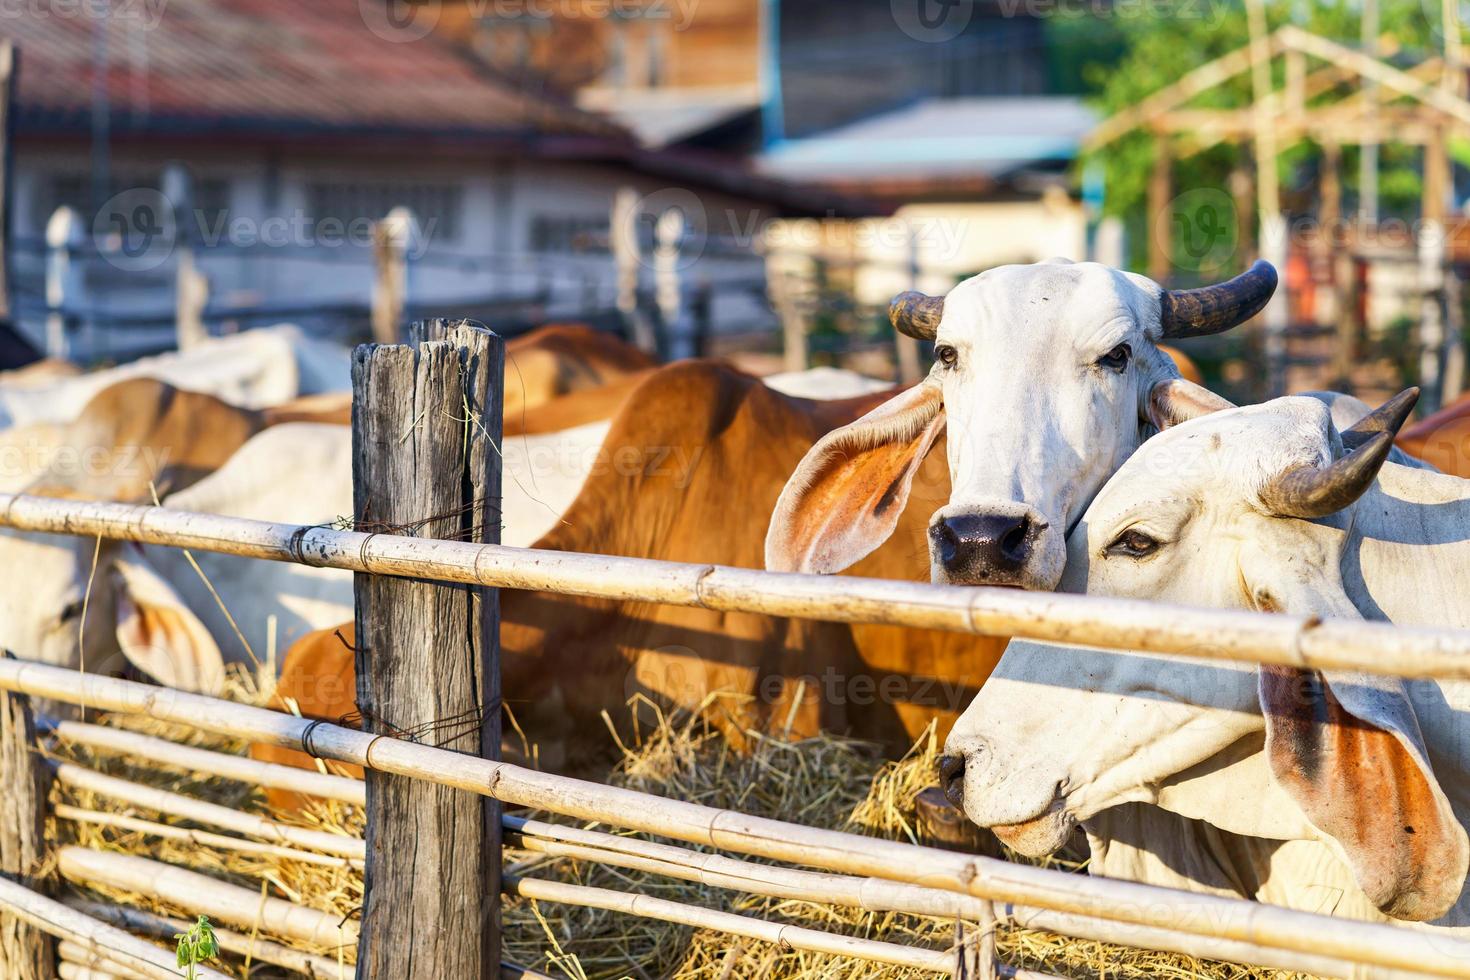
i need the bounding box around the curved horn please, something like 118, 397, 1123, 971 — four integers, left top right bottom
889, 292, 944, 341
1160, 260, 1278, 339
1258, 430, 1396, 520
1341, 387, 1419, 453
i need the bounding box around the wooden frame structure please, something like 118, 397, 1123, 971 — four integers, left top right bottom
1090, 22, 1470, 404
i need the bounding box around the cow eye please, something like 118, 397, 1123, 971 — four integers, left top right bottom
935, 344, 958, 368
58, 599, 85, 624
1098, 343, 1131, 373
1107, 528, 1159, 558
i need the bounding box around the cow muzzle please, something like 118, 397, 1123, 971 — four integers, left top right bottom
927, 503, 1055, 589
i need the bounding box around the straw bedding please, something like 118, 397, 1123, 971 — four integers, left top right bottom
36, 677, 1310, 980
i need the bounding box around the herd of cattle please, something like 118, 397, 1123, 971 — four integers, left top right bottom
5, 257, 1470, 941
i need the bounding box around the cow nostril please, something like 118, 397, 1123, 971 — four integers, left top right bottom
1000, 518, 1030, 560
929, 521, 960, 564
938, 754, 965, 807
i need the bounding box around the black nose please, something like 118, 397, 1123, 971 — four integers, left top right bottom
939, 754, 965, 808
930, 513, 1036, 581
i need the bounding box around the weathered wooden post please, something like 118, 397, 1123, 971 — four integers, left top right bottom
370, 207, 415, 345
612, 187, 659, 355
164, 163, 209, 352
352, 319, 503, 980
45, 207, 84, 360
0, 654, 53, 978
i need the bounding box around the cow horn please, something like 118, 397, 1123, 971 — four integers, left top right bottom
1340, 387, 1419, 452
1159, 260, 1278, 339
1258, 430, 1396, 520
889, 292, 944, 340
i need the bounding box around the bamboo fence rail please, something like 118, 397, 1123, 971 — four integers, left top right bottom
65, 900, 347, 980
55, 804, 362, 869
4, 659, 1466, 978
4, 493, 1470, 680
505, 817, 1377, 979
49, 719, 366, 805
0, 876, 231, 980
57, 847, 358, 949
504, 875, 956, 973
57, 940, 151, 980
52, 762, 365, 860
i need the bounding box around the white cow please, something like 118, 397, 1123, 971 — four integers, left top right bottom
0, 325, 349, 430
945, 387, 1470, 929
765, 260, 1280, 589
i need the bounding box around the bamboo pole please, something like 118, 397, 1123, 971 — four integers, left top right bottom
506, 818, 1376, 979
53, 762, 365, 860
57, 847, 357, 949
55, 805, 362, 869
5, 494, 1470, 682
49, 719, 366, 805
65, 900, 347, 980
0, 875, 231, 980
58, 940, 151, 980
505, 875, 955, 973
58, 965, 124, 980
6, 663, 1468, 978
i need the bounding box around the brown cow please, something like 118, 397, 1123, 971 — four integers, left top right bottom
1396, 389, 1470, 476
503, 323, 657, 421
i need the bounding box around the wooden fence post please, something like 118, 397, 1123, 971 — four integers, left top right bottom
351, 320, 503, 980
164, 163, 208, 352
0, 653, 53, 979
371, 208, 415, 346
45, 207, 83, 360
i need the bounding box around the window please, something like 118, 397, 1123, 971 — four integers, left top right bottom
530, 214, 607, 253
306, 182, 464, 243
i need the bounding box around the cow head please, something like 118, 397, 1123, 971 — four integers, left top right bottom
943, 389, 1469, 922
765, 259, 1277, 590
0, 528, 225, 695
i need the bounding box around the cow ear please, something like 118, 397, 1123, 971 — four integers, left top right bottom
110, 552, 226, 695
1259, 666, 1468, 921
1145, 379, 1236, 431
765, 382, 945, 573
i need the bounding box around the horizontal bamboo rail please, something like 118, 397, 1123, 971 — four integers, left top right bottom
59, 964, 127, 980
66, 900, 347, 980
0, 876, 232, 980
506, 818, 1380, 979
53, 762, 365, 860
58, 847, 358, 949
6, 660, 1465, 978
4, 493, 1470, 680
505, 875, 955, 973
49, 719, 366, 805
58, 940, 150, 980
56, 804, 362, 869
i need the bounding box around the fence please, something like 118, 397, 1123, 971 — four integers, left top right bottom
1, 322, 1469, 979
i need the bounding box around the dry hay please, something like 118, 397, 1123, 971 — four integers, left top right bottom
39, 683, 1313, 980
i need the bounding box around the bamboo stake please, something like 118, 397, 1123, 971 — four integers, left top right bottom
65, 900, 347, 980
4, 494, 1470, 681
58, 940, 150, 980
55, 805, 362, 869
6, 663, 1467, 978
507, 819, 1375, 979
53, 762, 365, 860
57, 847, 357, 949
505, 875, 955, 973
49, 720, 365, 805
58, 965, 124, 980
0, 875, 230, 980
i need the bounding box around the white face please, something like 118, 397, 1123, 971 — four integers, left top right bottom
927, 261, 1182, 591
944, 398, 1359, 852
0, 531, 117, 673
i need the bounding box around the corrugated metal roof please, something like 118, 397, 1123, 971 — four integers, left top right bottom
6, 0, 626, 140
760, 97, 1097, 182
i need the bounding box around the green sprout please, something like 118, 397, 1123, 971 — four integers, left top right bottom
173, 915, 219, 979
